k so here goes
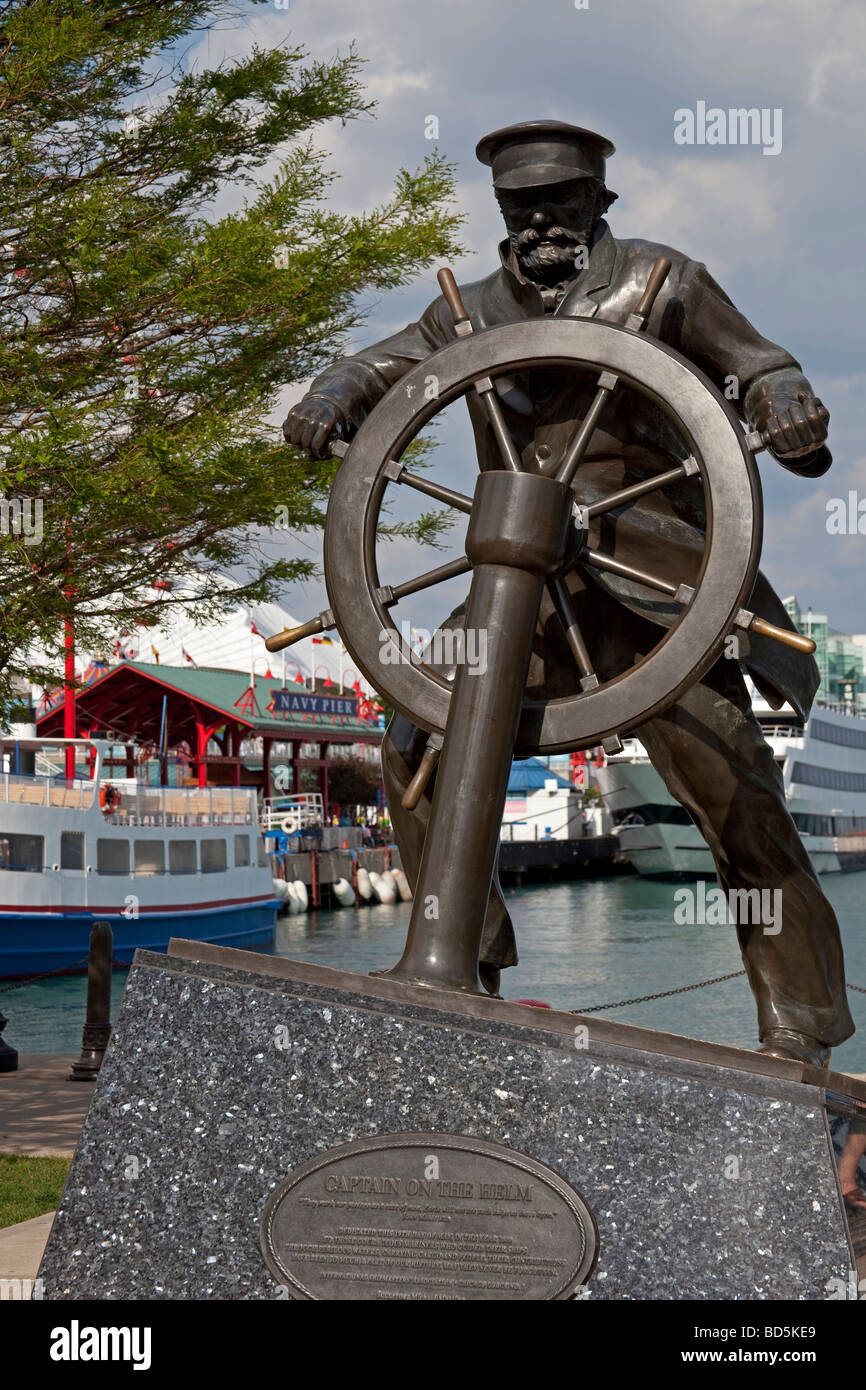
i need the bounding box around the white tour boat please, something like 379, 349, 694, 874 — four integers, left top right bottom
0, 738, 280, 977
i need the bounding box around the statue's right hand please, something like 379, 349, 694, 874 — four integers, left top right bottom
282, 396, 343, 460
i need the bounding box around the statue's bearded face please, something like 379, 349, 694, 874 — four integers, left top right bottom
496, 177, 604, 285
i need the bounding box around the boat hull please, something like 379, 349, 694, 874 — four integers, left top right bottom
0, 899, 279, 977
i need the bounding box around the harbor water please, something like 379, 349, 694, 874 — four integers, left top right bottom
5, 872, 865, 1075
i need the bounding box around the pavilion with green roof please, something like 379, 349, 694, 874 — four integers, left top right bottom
36, 661, 384, 812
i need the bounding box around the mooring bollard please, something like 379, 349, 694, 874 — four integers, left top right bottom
69, 920, 113, 1083
0, 1009, 18, 1073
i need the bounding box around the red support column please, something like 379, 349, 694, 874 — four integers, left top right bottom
319, 741, 330, 821
291, 740, 301, 794
63, 615, 76, 780
195, 714, 209, 789
125, 744, 135, 779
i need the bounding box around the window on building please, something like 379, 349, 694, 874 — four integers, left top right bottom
201, 839, 227, 873
0, 834, 44, 872
169, 840, 197, 875
811, 719, 866, 750
134, 841, 165, 876
60, 831, 85, 871
234, 835, 250, 868
791, 761, 866, 794
97, 839, 130, 875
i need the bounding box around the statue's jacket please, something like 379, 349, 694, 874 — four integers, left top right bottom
306, 221, 821, 719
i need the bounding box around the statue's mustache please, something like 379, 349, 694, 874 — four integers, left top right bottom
515, 225, 583, 250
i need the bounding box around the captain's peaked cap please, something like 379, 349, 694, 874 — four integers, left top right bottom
476, 120, 615, 190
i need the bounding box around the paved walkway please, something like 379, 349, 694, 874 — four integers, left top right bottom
0, 1055, 90, 1281
0, 1055, 93, 1156
0, 1212, 55, 1283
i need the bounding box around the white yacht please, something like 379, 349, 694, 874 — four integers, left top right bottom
597, 696, 866, 879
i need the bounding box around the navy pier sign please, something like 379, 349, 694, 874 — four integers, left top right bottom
268, 689, 358, 719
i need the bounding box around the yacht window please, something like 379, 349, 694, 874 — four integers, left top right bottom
234, 835, 250, 868
169, 840, 197, 875
257, 835, 268, 868
97, 839, 129, 875
201, 839, 227, 873
0, 833, 43, 872
134, 841, 165, 876
60, 831, 85, 870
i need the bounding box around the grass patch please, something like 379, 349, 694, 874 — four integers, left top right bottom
0, 1153, 69, 1228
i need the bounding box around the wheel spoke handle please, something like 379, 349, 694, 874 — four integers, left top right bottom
581, 551, 817, 655
401, 733, 444, 809
734, 608, 817, 654
626, 256, 672, 329
438, 267, 523, 473
265, 557, 473, 654
265, 611, 334, 653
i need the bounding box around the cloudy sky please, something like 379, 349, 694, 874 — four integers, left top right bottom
193, 0, 864, 641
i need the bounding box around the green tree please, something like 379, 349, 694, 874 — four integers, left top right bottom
327, 755, 382, 809
0, 0, 462, 702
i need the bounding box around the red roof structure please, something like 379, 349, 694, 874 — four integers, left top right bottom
36, 662, 384, 815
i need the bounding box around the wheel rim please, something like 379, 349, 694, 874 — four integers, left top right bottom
324, 318, 762, 754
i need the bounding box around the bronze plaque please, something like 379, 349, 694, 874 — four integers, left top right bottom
260, 1132, 598, 1300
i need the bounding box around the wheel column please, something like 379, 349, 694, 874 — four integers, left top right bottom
382, 469, 575, 993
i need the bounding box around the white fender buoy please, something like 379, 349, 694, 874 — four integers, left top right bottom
292, 879, 309, 911
332, 877, 355, 907
370, 870, 396, 905
284, 881, 302, 914
356, 866, 373, 900
391, 867, 412, 901
272, 878, 290, 901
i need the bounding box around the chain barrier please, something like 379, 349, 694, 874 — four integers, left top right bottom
0, 958, 91, 993
572, 973, 866, 1015
0, 953, 130, 994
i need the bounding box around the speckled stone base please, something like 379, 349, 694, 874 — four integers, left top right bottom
39, 943, 860, 1300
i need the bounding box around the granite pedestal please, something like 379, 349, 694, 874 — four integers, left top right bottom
38, 940, 865, 1300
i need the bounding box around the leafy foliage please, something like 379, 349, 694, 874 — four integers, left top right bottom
0, 0, 463, 700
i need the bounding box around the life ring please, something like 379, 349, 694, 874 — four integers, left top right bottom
99, 785, 121, 814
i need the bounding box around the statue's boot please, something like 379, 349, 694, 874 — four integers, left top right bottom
757, 1029, 830, 1068
381, 709, 518, 996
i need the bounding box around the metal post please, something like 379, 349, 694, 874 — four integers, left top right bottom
0, 1010, 18, 1073
311, 850, 320, 908
68, 920, 113, 1082
383, 471, 573, 993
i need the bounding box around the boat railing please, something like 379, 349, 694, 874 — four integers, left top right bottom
1, 772, 95, 810
102, 785, 257, 828
260, 793, 324, 833
813, 700, 866, 719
